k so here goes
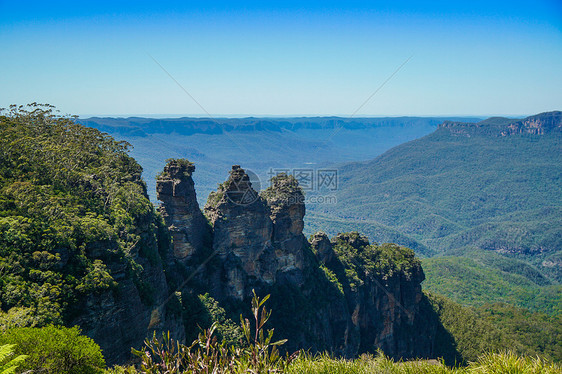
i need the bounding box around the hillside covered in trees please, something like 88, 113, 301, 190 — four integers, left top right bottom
306, 112, 562, 317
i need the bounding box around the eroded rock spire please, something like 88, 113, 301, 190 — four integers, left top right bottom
156, 159, 208, 261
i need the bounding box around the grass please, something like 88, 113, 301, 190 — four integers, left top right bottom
107, 351, 562, 373
286, 351, 562, 374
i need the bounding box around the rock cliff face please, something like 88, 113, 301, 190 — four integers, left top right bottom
438, 111, 562, 137
72, 194, 186, 365
156, 159, 209, 263
202, 168, 357, 355
263, 174, 307, 275
203, 165, 276, 299
317, 233, 436, 358
72, 246, 185, 364
153, 162, 439, 359
504, 111, 562, 135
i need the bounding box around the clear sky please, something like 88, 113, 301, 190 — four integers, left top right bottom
1, 1, 561, 117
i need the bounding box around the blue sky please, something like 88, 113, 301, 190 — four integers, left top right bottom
1, 1, 561, 116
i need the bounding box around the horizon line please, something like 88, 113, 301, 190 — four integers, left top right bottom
76, 113, 535, 120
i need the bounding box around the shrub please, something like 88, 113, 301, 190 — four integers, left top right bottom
133, 290, 296, 373
0, 325, 105, 373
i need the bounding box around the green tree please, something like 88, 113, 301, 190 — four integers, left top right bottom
0, 103, 163, 326
0, 325, 105, 373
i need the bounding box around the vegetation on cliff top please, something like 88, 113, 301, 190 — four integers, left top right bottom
261, 174, 302, 202
330, 232, 422, 290
0, 104, 162, 326
155, 158, 195, 180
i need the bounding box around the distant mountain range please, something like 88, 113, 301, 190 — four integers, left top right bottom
79, 116, 478, 204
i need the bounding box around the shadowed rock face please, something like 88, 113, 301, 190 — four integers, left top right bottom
310, 231, 334, 264
72, 250, 185, 364
72, 197, 185, 365
204, 165, 276, 299
317, 233, 436, 359
157, 160, 209, 263
151, 161, 440, 361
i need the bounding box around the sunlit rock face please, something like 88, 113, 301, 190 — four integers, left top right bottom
438, 111, 562, 137
156, 159, 209, 262
263, 174, 307, 274
204, 165, 276, 299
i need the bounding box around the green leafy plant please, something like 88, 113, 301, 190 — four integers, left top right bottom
238, 290, 294, 373
0, 344, 27, 374
134, 290, 296, 373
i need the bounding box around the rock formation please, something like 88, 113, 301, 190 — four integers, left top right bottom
156, 159, 209, 263
79, 159, 449, 363
262, 174, 307, 275
203, 165, 276, 299
196, 165, 437, 358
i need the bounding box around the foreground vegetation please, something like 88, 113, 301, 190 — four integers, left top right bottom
107, 352, 562, 374
108, 292, 561, 374
0, 289, 560, 373
0, 325, 105, 373
286, 352, 562, 374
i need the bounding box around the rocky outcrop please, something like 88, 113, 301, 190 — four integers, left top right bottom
156, 159, 209, 263
203, 165, 276, 299
262, 174, 307, 275
310, 231, 335, 264
200, 168, 354, 354
438, 111, 562, 137
321, 233, 436, 358
503, 111, 562, 135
